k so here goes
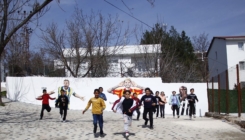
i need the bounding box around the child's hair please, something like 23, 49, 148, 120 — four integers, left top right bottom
190, 88, 194, 91
155, 91, 159, 94
145, 87, 150, 92
133, 92, 137, 96
124, 90, 131, 94
43, 89, 47, 93
172, 91, 176, 93
94, 89, 100, 93
99, 87, 103, 90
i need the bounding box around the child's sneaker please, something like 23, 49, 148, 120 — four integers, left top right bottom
193, 115, 196, 118
60, 115, 63, 121
63, 120, 66, 123
125, 132, 129, 137
189, 116, 192, 120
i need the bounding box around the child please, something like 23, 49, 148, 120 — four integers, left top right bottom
159, 91, 167, 118
140, 88, 157, 129
132, 93, 141, 120
36, 89, 56, 120
55, 89, 69, 122
154, 91, 165, 118
113, 90, 138, 137
187, 88, 199, 119
169, 91, 180, 118
83, 89, 106, 136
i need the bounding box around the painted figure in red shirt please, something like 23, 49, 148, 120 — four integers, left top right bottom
36, 89, 56, 120
107, 78, 145, 98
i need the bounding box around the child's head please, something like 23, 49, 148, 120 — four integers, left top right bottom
133, 93, 137, 98
94, 89, 100, 97
145, 88, 151, 95
190, 88, 194, 93
155, 91, 159, 96
43, 89, 47, 94
60, 89, 65, 96
160, 91, 165, 96
172, 91, 176, 95
99, 87, 103, 93
124, 90, 131, 99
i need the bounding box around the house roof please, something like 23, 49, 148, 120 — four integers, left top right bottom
206, 36, 245, 57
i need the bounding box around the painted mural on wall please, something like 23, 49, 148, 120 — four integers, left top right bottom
107, 78, 145, 98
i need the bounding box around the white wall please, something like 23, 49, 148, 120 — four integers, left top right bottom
226, 40, 245, 67
226, 40, 245, 88
6, 77, 208, 116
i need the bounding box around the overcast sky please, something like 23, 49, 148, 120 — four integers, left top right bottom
30, 0, 245, 50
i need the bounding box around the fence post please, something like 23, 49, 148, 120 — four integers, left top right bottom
212, 77, 214, 112
236, 64, 241, 117
218, 74, 221, 114
226, 70, 229, 114
207, 80, 210, 112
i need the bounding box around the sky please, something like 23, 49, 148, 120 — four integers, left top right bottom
30, 0, 245, 50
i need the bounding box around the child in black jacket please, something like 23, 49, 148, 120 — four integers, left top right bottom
187, 88, 199, 120
55, 89, 69, 122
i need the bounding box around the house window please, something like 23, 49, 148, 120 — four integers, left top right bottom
215, 51, 218, 60
239, 61, 245, 70
238, 42, 244, 50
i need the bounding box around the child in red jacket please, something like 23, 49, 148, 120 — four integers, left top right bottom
36, 89, 56, 120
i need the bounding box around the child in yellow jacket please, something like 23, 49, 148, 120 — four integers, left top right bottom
83, 89, 106, 136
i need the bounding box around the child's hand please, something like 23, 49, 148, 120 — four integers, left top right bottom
80, 97, 85, 101
152, 103, 156, 106
128, 109, 131, 113
82, 110, 86, 114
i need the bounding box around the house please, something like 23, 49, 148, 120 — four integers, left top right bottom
54, 44, 161, 77
207, 36, 245, 89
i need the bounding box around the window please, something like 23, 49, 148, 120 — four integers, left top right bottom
238, 42, 244, 50
215, 51, 218, 60
239, 61, 245, 70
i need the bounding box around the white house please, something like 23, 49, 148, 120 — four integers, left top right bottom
207, 36, 245, 89
54, 44, 161, 77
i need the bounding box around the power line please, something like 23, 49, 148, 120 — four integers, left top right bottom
104, 0, 152, 28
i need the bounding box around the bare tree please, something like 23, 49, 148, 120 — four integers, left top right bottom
41, 8, 129, 77
192, 32, 210, 81
192, 32, 210, 52
0, 0, 54, 105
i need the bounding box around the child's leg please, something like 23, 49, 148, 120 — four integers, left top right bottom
172, 105, 175, 116
63, 108, 67, 120
189, 104, 193, 117
149, 108, 153, 127
93, 114, 98, 133
163, 104, 165, 117
46, 105, 51, 112
136, 109, 140, 120
186, 103, 189, 115
176, 106, 180, 116
156, 105, 159, 117
123, 114, 129, 132
40, 105, 45, 119
98, 114, 103, 134
59, 107, 63, 116
193, 103, 196, 115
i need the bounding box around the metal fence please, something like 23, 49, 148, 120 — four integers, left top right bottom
207, 63, 245, 117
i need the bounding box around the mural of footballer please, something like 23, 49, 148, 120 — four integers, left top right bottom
47, 79, 85, 109
107, 78, 145, 98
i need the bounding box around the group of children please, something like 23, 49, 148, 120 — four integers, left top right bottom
169, 88, 199, 119
36, 87, 198, 138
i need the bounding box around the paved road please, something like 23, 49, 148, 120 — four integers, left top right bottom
0, 98, 245, 140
